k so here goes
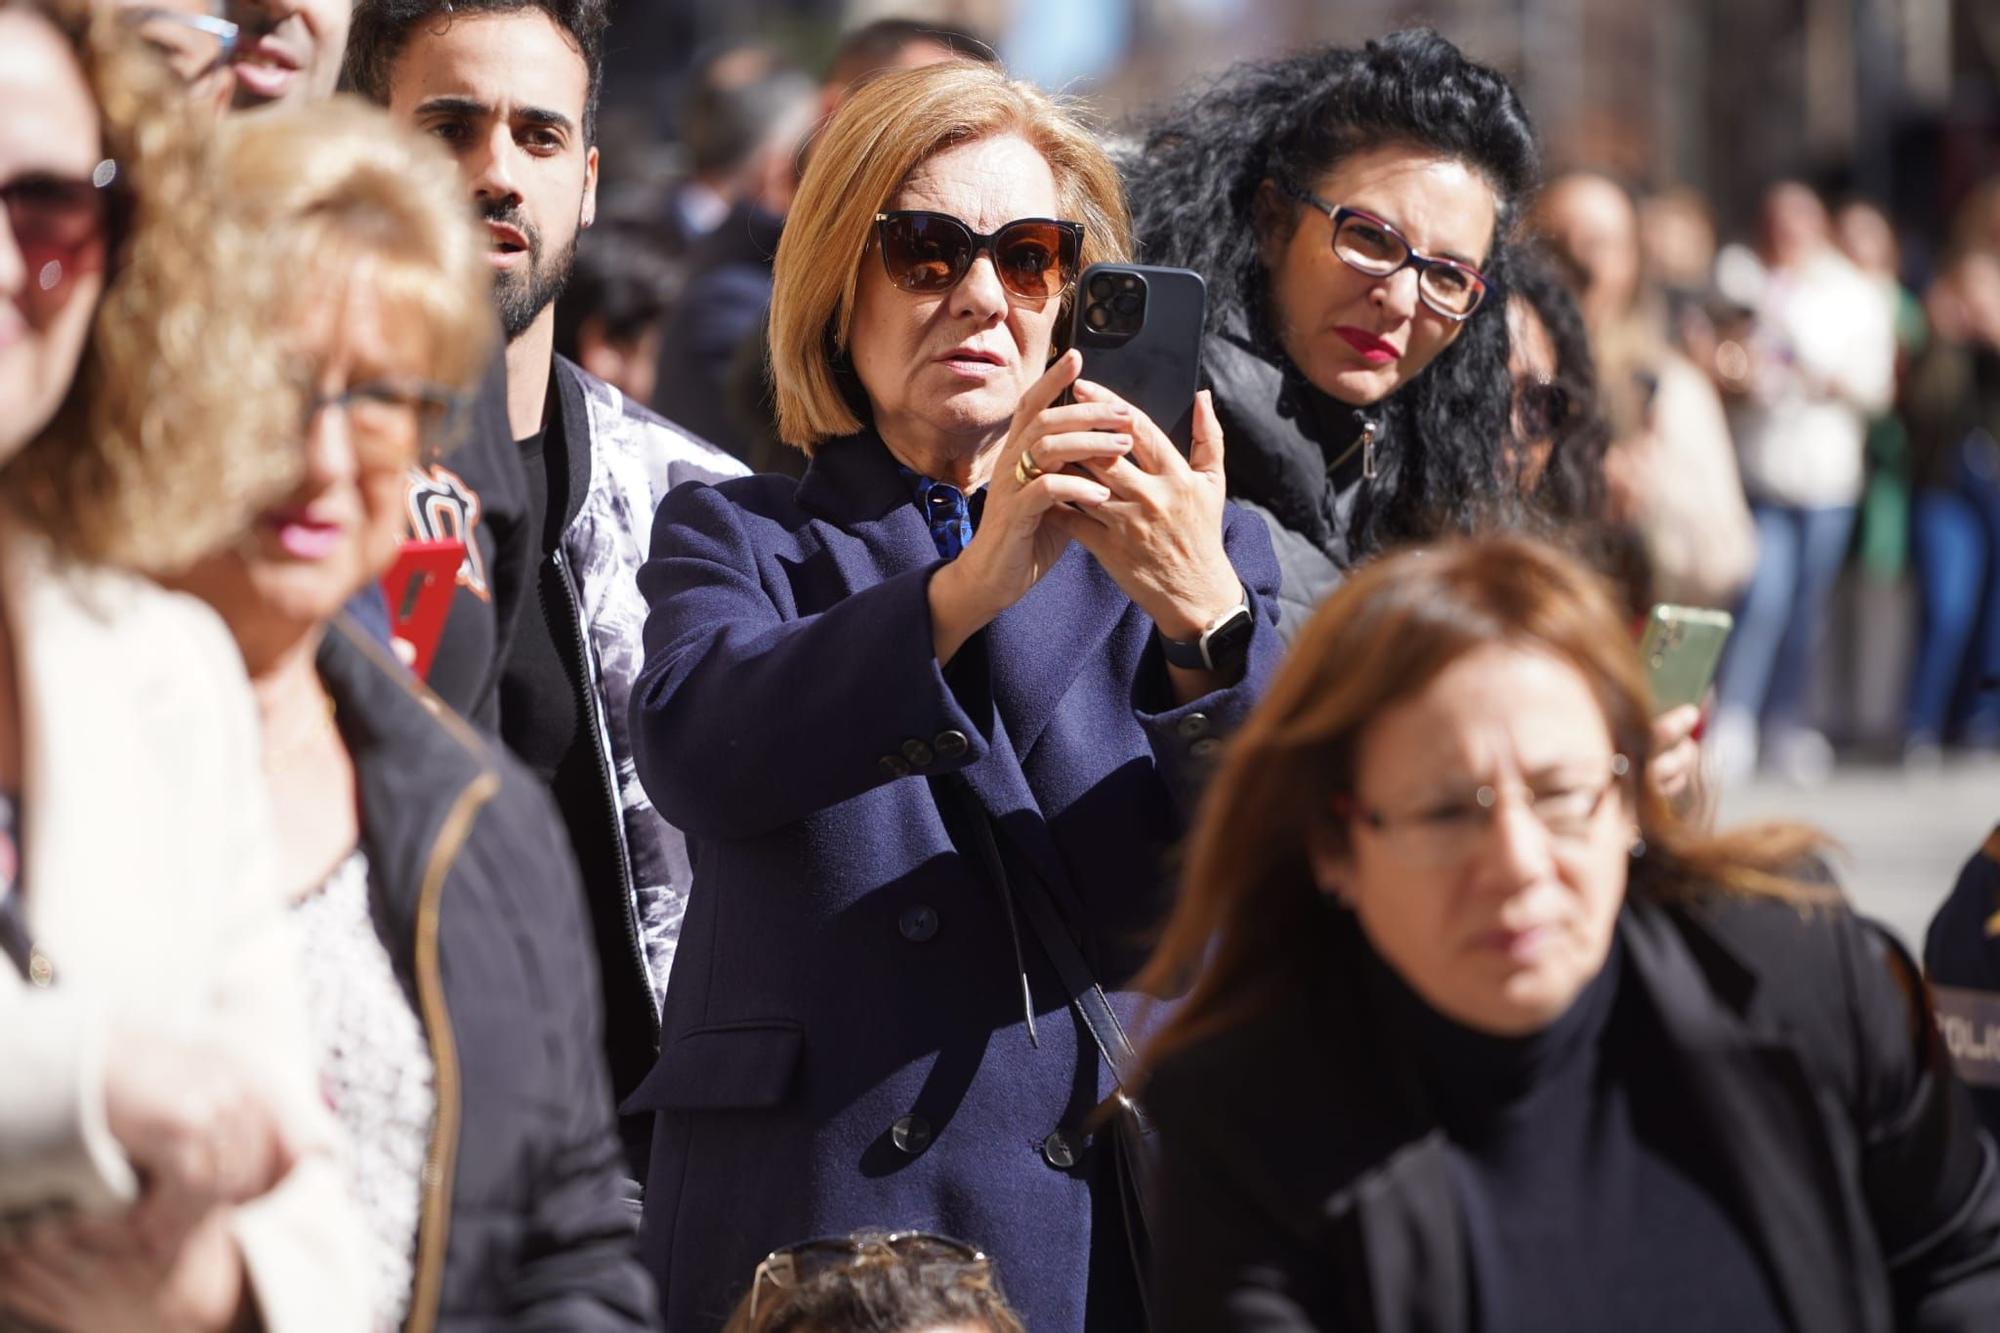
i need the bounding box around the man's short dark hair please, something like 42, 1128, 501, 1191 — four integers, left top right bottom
344, 0, 611, 142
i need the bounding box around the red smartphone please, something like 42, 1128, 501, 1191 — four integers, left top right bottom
380, 538, 463, 680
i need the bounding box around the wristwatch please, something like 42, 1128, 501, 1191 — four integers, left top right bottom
1159, 592, 1254, 673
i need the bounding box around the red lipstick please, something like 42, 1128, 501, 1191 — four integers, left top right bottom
1335, 326, 1400, 367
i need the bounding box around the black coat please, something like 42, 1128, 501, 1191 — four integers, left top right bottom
1924, 825, 2000, 1143
317, 623, 659, 1330
1146, 888, 2000, 1332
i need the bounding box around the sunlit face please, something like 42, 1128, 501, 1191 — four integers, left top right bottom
1314, 644, 1633, 1036
1761, 183, 1828, 268
1506, 295, 1557, 491
1538, 175, 1640, 325
1834, 202, 1895, 278
228, 0, 352, 109
0, 11, 106, 463
387, 10, 598, 342
847, 133, 1066, 461
181, 275, 431, 646
1260, 144, 1495, 407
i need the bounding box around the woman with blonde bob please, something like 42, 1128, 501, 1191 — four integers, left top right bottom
628, 59, 1280, 1331
1137, 534, 2000, 1331
0, 0, 366, 1328
171, 99, 659, 1330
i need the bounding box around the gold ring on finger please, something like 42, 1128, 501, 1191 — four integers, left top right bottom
1014, 449, 1044, 486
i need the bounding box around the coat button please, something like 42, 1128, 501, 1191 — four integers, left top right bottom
879, 754, 913, 778
1176, 713, 1211, 741
934, 729, 970, 760
1041, 1130, 1080, 1170
898, 905, 939, 943
1189, 737, 1223, 760
892, 1115, 932, 1155
901, 738, 935, 768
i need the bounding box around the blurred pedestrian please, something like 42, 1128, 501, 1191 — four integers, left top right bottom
648, 47, 814, 460
1708, 181, 1897, 785
720, 1232, 1024, 1333
347, 0, 748, 1170
627, 60, 1279, 1332
1924, 825, 2000, 1146
0, 0, 364, 1326
817, 17, 994, 116
1503, 242, 1608, 522
176, 99, 660, 1330
1902, 248, 2000, 756
1137, 534, 2000, 1331
1535, 171, 1755, 612
658, 44, 809, 257
556, 217, 681, 407
1126, 29, 1537, 635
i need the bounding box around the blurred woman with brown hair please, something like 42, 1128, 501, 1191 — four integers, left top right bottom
0, 0, 362, 1326
1136, 535, 2000, 1331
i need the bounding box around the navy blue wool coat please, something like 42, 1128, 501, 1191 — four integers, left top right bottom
625, 430, 1281, 1331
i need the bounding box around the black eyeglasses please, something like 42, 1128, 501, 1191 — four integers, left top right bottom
1513, 376, 1572, 440
747, 1231, 992, 1321
874, 210, 1084, 303
1281, 185, 1490, 321
3, 160, 124, 306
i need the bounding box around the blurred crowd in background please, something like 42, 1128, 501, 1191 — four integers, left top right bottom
552, 0, 2000, 787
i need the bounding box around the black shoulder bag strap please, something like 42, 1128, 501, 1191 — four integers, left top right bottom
942, 776, 1159, 1319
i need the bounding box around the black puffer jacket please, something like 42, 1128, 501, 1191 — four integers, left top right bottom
1204, 317, 1388, 640
317, 622, 658, 1331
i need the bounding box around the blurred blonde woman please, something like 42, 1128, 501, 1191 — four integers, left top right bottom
0, 0, 364, 1328
177, 99, 658, 1331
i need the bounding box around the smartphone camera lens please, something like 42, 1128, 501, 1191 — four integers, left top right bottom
1088, 274, 1115, 302
1084, 303, 1110, 331
1112, 292, 1142, 318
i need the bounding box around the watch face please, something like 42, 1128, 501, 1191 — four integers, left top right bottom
1204, 609, 1255, 669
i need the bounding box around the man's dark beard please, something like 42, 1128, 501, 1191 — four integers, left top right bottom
483, 202, 577, 342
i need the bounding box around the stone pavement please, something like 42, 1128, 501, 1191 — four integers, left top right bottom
1714, 758, 1999, 952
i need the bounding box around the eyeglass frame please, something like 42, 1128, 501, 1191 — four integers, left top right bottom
117, 7, 243, 80
1333, 753, 1632, 867
746, 1230, 991, 1323
872, 210, 1085, 304
1280, 184, 1492, 322
302, 380, 470, 465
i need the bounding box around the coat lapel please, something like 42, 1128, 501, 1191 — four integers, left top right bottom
1621, 903, 1873, 1333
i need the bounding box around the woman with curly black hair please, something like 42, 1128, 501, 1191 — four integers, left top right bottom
1127, 28, 1539, 632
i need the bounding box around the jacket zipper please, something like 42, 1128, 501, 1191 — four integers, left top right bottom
403, 767, 500, 1333
549, 547, 658, 1043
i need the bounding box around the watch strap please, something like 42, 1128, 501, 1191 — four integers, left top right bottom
1159, 593, 1251, 672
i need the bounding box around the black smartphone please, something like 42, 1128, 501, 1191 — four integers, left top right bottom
1067, 264, 1207, 455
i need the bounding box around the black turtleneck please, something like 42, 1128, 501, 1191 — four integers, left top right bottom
1364, 937, 1788, 1333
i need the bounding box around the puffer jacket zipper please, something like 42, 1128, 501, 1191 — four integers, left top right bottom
548, 547, 657, 1045
401, 764, 498, 1333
